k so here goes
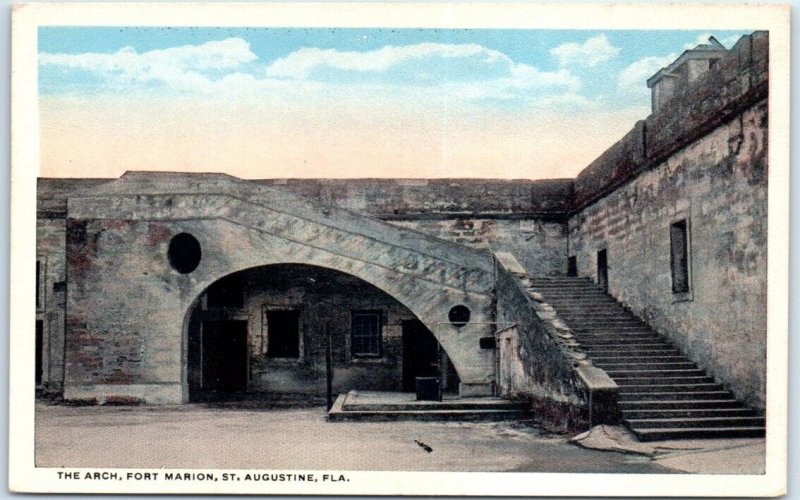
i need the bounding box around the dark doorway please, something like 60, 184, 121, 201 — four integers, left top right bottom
597, 249, 608, 292
265, 310, 300, 358
402, 320, 440, 392
35, 320, 43, 386
202, 320, 248, 393
567, 256, 578, 277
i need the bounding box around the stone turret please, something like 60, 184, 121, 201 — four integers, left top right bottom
647, 36, 729, 113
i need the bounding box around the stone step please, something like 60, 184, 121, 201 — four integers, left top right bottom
328, 408, 531, 422
632, 426, 766, 441
627, 416, 765, 429
565, 320, 645, 327
619, 399, 744, 410
553, 306, 632, 313
528, 282, 599, 288
617, 383, 725, 393
578, 337, 661, 346
542, 298, 622, 304
328, 394, 530, 422
584, 345, 678, 353
606, 369, 707, 378
590, 354, 688, 362
622, 408, 758, 419
568, 322, 653, 333
594, 362, 698, 371
341, 400, 529, 412
572, 328, 655, 335
543, 296, 622, 303
614, 376, 716, 385
576, 332, 659, 340
551, 307, 627, 314
583, 342, 675, 349
539, 292, 620, 300
528, 279, 596, 285
581, 342, 673, 350
619, 390, 735, 401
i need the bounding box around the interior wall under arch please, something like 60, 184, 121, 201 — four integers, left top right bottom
184, 264, 461, 401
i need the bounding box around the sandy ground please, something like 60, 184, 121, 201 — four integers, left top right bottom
35, 403, 671, 473
571, 424, 766, 474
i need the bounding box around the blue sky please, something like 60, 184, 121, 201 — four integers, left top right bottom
37, 27, 753, 179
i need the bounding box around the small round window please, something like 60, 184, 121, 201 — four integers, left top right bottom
168, 233, 202, 274
448, 305, 471, 328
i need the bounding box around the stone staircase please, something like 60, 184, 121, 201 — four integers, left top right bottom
528, 276, 765, 442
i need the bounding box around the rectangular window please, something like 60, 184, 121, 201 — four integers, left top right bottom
265, 310, 300, 358
351, 311, 382, 358
670, 219, 690, 294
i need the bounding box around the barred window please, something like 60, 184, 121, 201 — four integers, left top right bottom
351, 311, 382, 358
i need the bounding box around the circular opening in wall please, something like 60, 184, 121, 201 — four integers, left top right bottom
168, 233, 202, 274
448, 305, 471, 328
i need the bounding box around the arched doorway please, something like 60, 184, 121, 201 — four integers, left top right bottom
184, 264, 460, 402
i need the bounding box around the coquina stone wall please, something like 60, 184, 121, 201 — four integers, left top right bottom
568, 32, 768, 409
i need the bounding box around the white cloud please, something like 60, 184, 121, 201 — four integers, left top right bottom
550, 35, 620, 67
39, 38, 257, 92
40, 38, 584, 108
617, 53, 678, 93
263, 42, 580, 103
265, 43, 506, 79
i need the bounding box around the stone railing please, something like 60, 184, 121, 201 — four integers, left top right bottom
494, 252, 619, 430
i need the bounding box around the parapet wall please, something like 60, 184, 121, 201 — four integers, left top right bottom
574, 31, 768, 211
253, 178, 573, 219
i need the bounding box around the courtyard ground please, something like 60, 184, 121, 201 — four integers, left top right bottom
34, 402, 762, 474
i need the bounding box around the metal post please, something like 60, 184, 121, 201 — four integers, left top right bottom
326, 322, 333, 411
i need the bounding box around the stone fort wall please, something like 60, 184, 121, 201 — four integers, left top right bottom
36, 32, 769, 408
568, 32, 768, 409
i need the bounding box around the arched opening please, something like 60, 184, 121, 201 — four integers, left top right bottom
184, 264, 460, 402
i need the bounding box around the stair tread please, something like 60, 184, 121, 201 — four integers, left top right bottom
623, 409, 756, 415
633, 427, 765, 433
628, 416, 763, 423
621, 399, 742, 404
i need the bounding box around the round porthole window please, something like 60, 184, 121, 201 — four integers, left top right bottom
448, 305, 471, 328
168, 233, 202, 274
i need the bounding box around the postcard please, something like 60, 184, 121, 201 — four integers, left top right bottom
9, 2, 790, 496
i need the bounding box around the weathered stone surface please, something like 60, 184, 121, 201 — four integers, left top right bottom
391, 218, 568, 277
62, 174, 497, 403
36, 217, 69, 393
573, 31, 768, 212
568, 100, 768, 409
494, 254, 586, 409
251, 178, 574, 218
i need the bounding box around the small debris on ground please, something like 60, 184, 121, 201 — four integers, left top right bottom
414, 440, 433, 453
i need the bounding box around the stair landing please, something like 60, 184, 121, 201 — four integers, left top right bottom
327, 390, 529, 421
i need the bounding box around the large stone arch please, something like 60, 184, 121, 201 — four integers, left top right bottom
182, 262, 468, 400
62, 173, 496, 404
